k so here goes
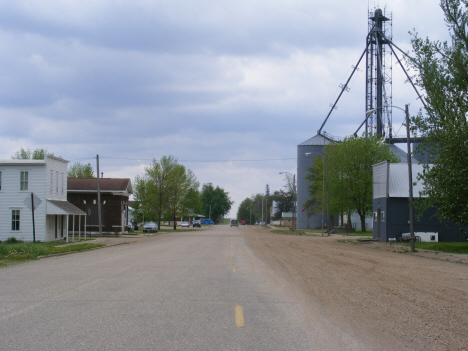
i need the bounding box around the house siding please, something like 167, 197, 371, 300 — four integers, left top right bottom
46, 156, 68, 201
0, 157, 70, 242
0, 163, 47, 241
67, 193, 128, 233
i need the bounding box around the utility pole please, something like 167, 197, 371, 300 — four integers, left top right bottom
265, 184, 270, 225
322, 137, 325, 236
97, 154, 102, 237
292, 175, 296, 231
405, 104, 415, 252
326, 150, 330, 236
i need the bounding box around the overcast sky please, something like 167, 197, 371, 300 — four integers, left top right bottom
0, 1, 449, 217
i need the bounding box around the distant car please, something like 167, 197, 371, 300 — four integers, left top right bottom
127, 222, 134, 232
143, 222, 158, 233
181, 221, 190, 228
192, 220, 201, 228
230, 219, 238, 227
204, 219, 214, 225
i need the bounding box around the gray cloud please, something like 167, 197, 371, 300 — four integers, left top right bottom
0, 0, 447, 215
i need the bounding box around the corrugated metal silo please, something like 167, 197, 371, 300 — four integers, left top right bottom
296, 134, 332, 229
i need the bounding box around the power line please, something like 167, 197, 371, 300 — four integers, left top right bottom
69, 156, 299, 163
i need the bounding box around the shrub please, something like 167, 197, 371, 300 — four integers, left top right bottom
5, 237, 23, 244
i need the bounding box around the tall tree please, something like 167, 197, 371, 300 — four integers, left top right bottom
408, 0, 468, 226
201, 183, 233, 223
166, 166, 199, 229
68, 162, 96, 178
271, 189, 294, 221
237, 197, 255, 224
133, 156, 190, 228
12, 148, 53, 160
305, 135, 399, 231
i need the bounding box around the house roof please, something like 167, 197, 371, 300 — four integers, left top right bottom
47, 200, 86, 215
0, 159, 45, 166
388, 144, 419, 163
68, 178, 133, 195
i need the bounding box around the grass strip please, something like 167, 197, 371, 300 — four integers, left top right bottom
400, 242, 468, 254
0, 241, 104, 267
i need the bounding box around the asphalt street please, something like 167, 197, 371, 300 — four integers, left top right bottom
0, 226, 368, 350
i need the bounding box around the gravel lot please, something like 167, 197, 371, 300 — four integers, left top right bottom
241, 225, 468, 351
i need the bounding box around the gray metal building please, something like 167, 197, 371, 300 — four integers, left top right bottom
296, 134, 332, 229
372, 161, 466, 242
296, 135, 419, 230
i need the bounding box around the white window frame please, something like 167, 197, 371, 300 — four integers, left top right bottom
61, 172, 64, 193
56, 171, 59, 193
50, 170, 53, 193
11, 210, 20, 231
20, 171, 28, 191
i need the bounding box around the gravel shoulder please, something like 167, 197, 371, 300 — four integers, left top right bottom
241, 225, 468, 351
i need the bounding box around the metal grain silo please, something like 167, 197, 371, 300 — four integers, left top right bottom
296, 134, 333, 229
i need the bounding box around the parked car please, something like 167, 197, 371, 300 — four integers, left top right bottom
143, 222, 158, 233
230, 219, 238, 227
181, 221, 190, 228
127, 222, 134, 232
192, 220, 201, 228
204, 219, 214, 225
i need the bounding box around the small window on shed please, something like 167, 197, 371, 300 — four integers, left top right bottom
381, 211, 385, 222
373, 212, 377, 221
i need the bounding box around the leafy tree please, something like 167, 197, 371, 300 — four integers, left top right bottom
237, 197, 255, 224
201, 183, 233, 223
68, 162, 96, 178
166, 166, 199, 229
134, 156, 196, 229
408, 0, 468, 226
181, 188, 202, 219
271, 189, 294, 220
12, 148, 53, 160
305, 135, 399, 231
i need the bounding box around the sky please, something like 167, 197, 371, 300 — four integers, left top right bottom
0, 1, 449, 217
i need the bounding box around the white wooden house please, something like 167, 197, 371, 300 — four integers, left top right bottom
0, 156, 86, 242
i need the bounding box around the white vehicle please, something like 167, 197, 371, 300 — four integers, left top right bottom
143, 222, 158, 233
181, 221, 190, 228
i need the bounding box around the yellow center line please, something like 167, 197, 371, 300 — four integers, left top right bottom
231, 252, 234, 256
235, 305, 245, 327
232, 267, 236, 272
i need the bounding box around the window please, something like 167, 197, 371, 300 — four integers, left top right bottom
61, 173, 64, 193
11, 210, 20, 231
381, 211, 385, 222
50, 170, 53, 193
56, 171, 59, 192
20, 171, 28, 190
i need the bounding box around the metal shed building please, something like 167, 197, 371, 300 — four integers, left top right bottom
372, 161, 466, 242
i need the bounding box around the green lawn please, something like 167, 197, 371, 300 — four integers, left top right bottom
400, 242, 468, 254
0, 240, 104, 267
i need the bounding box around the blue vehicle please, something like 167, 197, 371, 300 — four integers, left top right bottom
203, 219, 214, 225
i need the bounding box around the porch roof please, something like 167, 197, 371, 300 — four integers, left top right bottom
47, 200, 86, 216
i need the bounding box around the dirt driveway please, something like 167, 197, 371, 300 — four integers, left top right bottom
241, 225, 468, 351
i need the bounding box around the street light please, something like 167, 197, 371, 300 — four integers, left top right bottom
365, 104, 415, 252
279, 172, 296, 231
